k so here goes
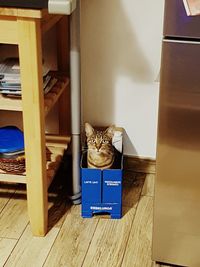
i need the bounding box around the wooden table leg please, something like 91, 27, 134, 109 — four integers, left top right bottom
17, 17, 48, 236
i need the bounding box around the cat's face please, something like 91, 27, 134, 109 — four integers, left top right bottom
85, 123, 115, 154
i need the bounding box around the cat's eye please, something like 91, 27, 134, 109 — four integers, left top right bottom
90, 139, 95, 143
102, 139, 108, 144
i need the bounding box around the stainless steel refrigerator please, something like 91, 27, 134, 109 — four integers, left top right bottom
152, 0, 200, 266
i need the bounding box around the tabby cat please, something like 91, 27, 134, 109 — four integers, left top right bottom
85, 123, 115, 169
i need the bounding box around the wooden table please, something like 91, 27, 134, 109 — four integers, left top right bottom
0, 7, 70, 236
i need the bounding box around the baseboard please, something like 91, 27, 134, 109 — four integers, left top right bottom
124, 155, 156, 174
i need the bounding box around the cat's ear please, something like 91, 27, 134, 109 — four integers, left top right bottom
85, 123, 94, 137
105, 125, 115, 139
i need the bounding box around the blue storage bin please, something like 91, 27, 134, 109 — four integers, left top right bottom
81, 168, 101, 203
102, 169, 122, 204
81, 151, 123, 219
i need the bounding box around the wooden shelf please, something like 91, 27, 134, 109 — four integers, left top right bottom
46, 135, 71, 188
0, 8, 62, 44
0, 172, 26, 184
0, 76, 69, 113
42, 13, 62, 34
0, 135, 71, 187
0, 7, 46, 19
0, 94, 22, 111
0, 8, 70, 236
44, 77, 69, 116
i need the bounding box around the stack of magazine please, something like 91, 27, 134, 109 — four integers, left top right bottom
0, 58, 57, 97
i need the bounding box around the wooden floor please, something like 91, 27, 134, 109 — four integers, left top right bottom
0, 168, 173, 267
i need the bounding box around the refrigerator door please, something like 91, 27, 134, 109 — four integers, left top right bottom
164, 0, 200, 38
153, 40, 200, 267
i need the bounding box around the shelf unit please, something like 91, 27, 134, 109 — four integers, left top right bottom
0, 75, 69, 114
0, 135, 71, 186
0, 7, 71, 236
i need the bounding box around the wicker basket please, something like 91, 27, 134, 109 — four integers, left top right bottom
0, 147, 51, 174
0, 156, 25, 174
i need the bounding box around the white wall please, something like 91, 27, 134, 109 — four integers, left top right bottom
81, 0, 165, 158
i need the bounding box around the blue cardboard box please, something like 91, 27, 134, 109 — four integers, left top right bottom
81, 151, 123, 219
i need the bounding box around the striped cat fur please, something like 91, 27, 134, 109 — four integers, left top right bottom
85, 123, 115, 169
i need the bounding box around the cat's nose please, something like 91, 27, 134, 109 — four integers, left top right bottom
96, 144, 101, 151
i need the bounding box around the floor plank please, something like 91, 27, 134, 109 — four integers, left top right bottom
0, 183, 17, 213
0, 171, 176, 267
123, 171, 145, 208
4, 225, 59, 267
44, 205, 99, 267
151, 263, 173, 267
82, 207, 135, 267
0, 189, 29, 239
0, 238, 17, 267
82, 172, 145, 267
141, 173, 155, 197
121, 196, 153, 267
48, 192, 70, 230
125, 157, 156, 174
